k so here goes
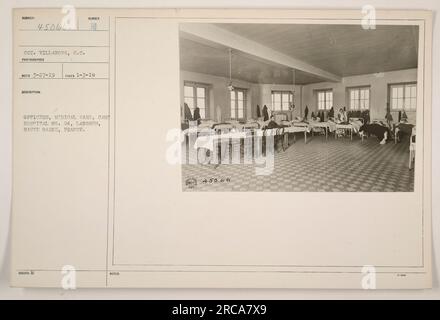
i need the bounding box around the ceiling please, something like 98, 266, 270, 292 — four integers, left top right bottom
180, 38, 324, 85
180, 23, 418, 85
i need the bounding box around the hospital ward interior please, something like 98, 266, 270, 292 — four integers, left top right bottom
179, 24, 418, 192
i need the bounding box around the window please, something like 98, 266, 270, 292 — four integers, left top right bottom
271, 91, 293, 111
348, 87, 370, 110
184, 82, 208, 119
316, 90, 333, 110
230, 89, 246, 120
390, 83, 417, 110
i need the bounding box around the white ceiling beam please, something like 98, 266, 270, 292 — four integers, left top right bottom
180, 23, 341, 83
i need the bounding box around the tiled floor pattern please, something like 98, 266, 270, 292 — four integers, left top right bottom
182, 133, 414, 192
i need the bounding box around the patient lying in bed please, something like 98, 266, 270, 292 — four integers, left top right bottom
349, 119, 364, 134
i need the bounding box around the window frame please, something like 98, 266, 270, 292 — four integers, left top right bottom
271, 90, 294, 111
388, 82, 417, 111
230, 88, 247, 120
315, 89, 333, 110
347, 86, 371, 111
183, 81, 210, 119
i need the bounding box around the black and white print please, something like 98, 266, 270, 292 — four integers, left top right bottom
179, 23, 419, 192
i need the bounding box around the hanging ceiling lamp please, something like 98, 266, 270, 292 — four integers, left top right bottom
227, 48, 234, 91
291, 69, 296, 111
292, 68, 296, 94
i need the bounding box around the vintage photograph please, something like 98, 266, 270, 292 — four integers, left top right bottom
9, 7, 433, 291
180, 23, 419, 192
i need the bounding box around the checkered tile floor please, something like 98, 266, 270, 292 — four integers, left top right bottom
182, 133, 414, 192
